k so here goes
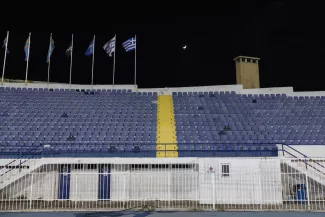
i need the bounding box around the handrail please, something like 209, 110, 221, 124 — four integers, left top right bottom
282, 144, 325, 177
0, 158, 20, 173
0, 146, 42, 178
0, 159, 29, 177
284, 144, 308, 158
282, 149, 325, 176
282, 144, 325, 171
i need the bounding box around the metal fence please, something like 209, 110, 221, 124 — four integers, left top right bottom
0, 158, 325, 211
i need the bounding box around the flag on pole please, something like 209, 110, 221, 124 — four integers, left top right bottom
103, 36, 116, 57
46, 37, 55, 63
66, 42, 73, 57
24, 36, 30, 61
122, 37, 136, 52
85, 40, 94, 56
2, 36, 9, 54
68, 34, 73, 88
2, 31, 9, 84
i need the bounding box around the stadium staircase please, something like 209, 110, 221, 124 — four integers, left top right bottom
281, 144, 325, 186
156, 95, 178, 158
0, 158, 43, 190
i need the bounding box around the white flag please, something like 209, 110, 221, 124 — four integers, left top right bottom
103, 36, 116, 57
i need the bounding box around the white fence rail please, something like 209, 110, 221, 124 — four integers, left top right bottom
0, 158, 324, 211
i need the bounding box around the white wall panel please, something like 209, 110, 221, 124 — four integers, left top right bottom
70, 169, 98, 201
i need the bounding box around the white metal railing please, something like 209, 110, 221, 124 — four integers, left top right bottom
0, 158, 324, 211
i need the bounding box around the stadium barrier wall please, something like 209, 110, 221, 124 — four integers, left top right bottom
5, 82, 325, 96
0, 157, 324, 211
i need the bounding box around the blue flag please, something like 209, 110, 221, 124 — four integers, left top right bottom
122, 37, 136, 52
2, 36, 9, 54
46, 37, 55, 63
85, 40, 94, 56
24, 36, 30, 61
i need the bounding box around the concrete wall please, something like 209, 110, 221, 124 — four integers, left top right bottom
0, 157, 282, 204
0, 82, 137, 91
7, 170, 58, 200
198, 158, 282, 204
280, 145, 325, 158
4, 81, 325, 96
70, 169, 99, 201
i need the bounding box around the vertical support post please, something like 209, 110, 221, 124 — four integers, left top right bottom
113, 35, 116, 86
69, 34, 73, 89
168, 171, 170, 207
212, 172, 215, 209
47, 33, 52, 86
19, 148, 22, 173
134, 35, 137, 85
29, 173, 33, 210
123, 173, 126, 208
2, 31, 9, 84
196, 171, 199, 209
25, 33, 31, 85
75, 170, 78, 209
91, 35, 95, 88
258, 166, 263, 209
304, 159, 311, 211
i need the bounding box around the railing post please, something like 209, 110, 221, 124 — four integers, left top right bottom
212, 171, 215, 209
29, 173, 33, 210
258, 170, 263, 209
168, 171, 170, 207
19, 147, 22, 173
75, 171, 78, 209
304, 158, 311, 211
196, 172, 199, 209
123, 173, 126, 208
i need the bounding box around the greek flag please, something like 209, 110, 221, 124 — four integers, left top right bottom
2, 36, 9, 54
103, 36, 115, 57
46, 37, 55, 63
122, 37, 136, 52
24, 36, 30, 61
85, 39, 94, 56
66, 42, 73, 57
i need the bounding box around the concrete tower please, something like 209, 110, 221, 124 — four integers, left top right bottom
234, 56, 260, 89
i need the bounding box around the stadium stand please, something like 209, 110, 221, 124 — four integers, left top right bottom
0, 87, 158, 157
2, 86, 325, 158
173, 91, 325, 156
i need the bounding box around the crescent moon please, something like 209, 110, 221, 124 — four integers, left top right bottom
183, 45, 187, 49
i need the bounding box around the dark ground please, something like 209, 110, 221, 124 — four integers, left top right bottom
0, 211, 324, 217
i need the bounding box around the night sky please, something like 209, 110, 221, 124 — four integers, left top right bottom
1, 1, 325, 91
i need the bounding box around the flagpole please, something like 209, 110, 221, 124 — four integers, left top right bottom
69, 34, 73, 89
47, 33, 52, 86
91, 35, 95, 88
25, 32, 31, 85
1, 31, 9, 84
134, 35, 137, 85
113, 35, 116, 86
